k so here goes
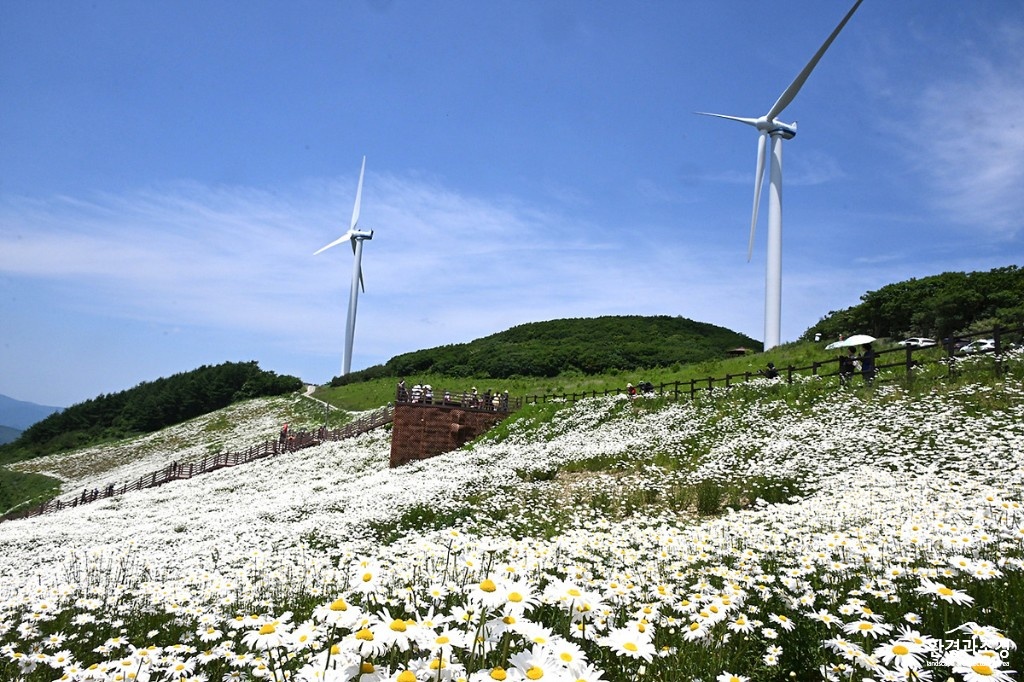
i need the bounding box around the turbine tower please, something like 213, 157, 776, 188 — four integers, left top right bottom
315, 156, 373, 377
698, 0, 862, 350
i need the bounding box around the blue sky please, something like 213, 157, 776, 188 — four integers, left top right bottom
2, 1, 1022, 407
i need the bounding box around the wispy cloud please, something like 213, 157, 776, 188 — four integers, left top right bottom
899, 22, 1024, 237
0, 173, 767, 380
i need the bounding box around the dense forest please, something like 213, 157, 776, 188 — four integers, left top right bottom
803, 266, 1024, 342
332, 315, 760, 386
0, 362, 302, 462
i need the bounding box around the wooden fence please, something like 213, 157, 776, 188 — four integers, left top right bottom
2, 405, 394, 522
523, 325, 1023, 405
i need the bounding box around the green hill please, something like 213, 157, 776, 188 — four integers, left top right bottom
332, 315, 761, 386
804, 264, 1024, 342
0, 361, 302, 463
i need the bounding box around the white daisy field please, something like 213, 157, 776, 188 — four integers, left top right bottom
1, 352, 1023, 682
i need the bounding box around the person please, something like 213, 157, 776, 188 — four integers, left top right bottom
410, 384, 422, 403
424, 385, 433, 404
627, 382, 637, 399
760, 362, 779, 379
279, 423, 289, 446
860, 343, 876, 384
838, 350, 855, 387
396, 379, 407, 402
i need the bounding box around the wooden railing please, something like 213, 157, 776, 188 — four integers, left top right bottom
2, 405, 393, 522
522, 325, 1023, 406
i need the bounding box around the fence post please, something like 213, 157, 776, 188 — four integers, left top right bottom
787, 366, 794, 384
811, 362, 818, 377
994, 326, 1004, 377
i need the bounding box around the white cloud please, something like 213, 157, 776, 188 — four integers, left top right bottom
0, 173, 768, 385
901, 25, 1024, 237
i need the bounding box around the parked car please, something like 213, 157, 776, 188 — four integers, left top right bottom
897, 337, 937, 348
958, 339, 995, 355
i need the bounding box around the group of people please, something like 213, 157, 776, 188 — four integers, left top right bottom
838, 343, 876, 386
396, 380, 510, 411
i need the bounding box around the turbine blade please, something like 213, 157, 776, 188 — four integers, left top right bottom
766, 0, 863, 121
313, 231, 354, 256
748, 132, 768, 262
696, 111, 759, 127
350, 156, 366, 232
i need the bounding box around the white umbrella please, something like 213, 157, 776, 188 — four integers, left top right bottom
825, 334, 876, 350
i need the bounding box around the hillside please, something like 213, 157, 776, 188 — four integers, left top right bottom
331, 314, 760, 385
0, 361, 303, 463
0, 349, 1022, 681
805, 264, 1024, 341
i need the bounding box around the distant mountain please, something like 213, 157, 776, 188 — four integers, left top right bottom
0, 425, 22, 445
0, 394, 63, 431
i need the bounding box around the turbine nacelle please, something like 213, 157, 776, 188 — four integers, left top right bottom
760, 118, 797, 139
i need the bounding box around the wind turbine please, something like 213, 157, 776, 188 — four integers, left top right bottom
315, 156, 374, 377
698, 0, 862, 350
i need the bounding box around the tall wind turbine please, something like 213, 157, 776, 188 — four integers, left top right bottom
315, 156, 374, 377
698, 0, 862, 350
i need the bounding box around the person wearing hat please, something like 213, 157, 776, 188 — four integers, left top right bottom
627, 382, 637, 399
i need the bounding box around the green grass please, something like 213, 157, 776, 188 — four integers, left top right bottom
312, 338, 962, 412
0, 467, 61, 516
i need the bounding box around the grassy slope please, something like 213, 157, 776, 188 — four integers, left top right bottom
313, 337, 953, 411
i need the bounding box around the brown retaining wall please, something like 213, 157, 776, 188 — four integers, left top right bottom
389, 403, 509, 467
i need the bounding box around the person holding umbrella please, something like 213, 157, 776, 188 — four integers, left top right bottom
860, 343, 876, 385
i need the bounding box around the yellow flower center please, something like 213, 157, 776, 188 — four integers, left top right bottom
390, 619, 407, 632
362, 572, 373, 582
624, 642, 638, 652
489, 668, 508, 681
858, 623, 873, 631
689, 622, 701, 631
355, 628, 374, 641
503, 616, 516, 625
892, 644, 910, 656
526, 666, 544, 680
972, 664, 994, 675
480, 579, 497, 593
330, 598, 348, 611
397, 671, 416, 682
938, 586, 954, 597
360, 662, 375, 674
508, 592, 523, 602
436, 635, 450, 644
258, 623, 276, 635
568, 588, 581, 597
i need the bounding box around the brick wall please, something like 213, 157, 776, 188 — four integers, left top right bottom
389, 403, 509, 467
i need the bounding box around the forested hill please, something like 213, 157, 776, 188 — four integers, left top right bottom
332, 315, 760, 385
804, 265, 1024, 342
0, 361, 302, 462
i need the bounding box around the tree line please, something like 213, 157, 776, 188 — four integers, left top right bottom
0, 361, 302, 462
332, 315, 760, 386
804, 265, 1024, 343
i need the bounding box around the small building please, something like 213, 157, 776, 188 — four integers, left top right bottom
727, 347, 752, 357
